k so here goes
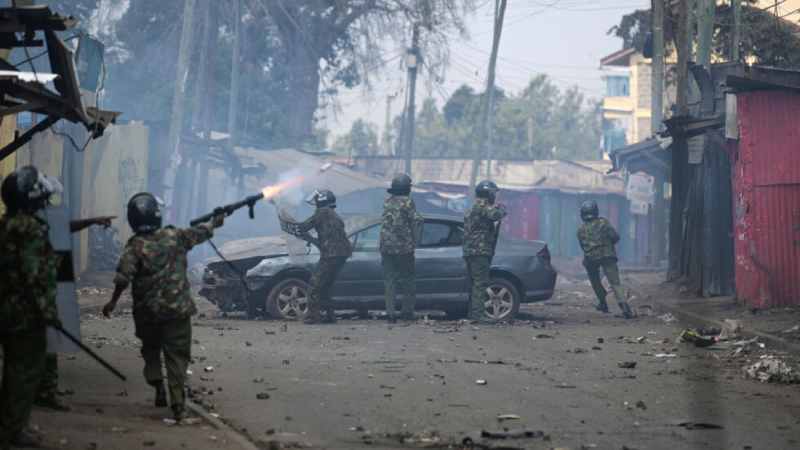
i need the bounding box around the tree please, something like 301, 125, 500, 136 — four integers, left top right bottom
257, 0, 475, 148
608, 1, 800, 68
334, 119, 380, 157
384, 75, 602, 161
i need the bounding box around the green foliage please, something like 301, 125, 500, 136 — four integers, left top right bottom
379, 75, 602, 161
607, 2, 800, 68
333, 119, 380, 157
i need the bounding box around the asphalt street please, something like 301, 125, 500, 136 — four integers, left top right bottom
74, 280, 800, 450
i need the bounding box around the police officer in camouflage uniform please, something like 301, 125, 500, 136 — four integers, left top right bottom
380, 174, 423, 323
288, 190, 352, 325
576, 200, 633, 319
463, 180, 507, 323
103, 192, 225, 421
0, 166, 63, 449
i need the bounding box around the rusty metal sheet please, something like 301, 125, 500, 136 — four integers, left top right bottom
734, 91, 800, 307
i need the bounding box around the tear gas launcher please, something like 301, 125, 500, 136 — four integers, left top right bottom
190, 193, 263, 227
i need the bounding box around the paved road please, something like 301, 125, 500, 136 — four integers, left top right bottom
78, 282, 800, 450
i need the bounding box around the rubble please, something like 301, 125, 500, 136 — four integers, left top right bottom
618, 361, 637, 369
658, 313, 677, 323
720, 319, 743, 340
475, 379, 488, 385
743, 355, 800, 383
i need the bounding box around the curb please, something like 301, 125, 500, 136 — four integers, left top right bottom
185, 400, 260, 450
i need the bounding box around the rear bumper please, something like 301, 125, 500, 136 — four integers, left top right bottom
522, 268, 557, 302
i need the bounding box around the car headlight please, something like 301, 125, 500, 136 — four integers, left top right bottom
246, 256, 290, 278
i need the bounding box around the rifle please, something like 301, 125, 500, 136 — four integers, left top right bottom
53, 325, 127, 381
190, 193, 264, 227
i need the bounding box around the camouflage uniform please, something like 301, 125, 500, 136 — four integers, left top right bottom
0, 213, 59, 447
114, 224, 214, 417
463, 199, 507, 320
576, 217, 626, 312
379, 195, 423, 320
296, 206, 352, 321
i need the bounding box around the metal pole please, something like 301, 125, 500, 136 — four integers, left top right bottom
651, 0, 664, 133
227, 0, 242, 146
732, 0, 741, 62
404, 24, 420, 177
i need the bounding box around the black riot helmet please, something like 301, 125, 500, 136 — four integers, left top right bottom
580, 200, 599, 222
308, 189, 337, 208
1, 165, 62, 214
475, 180, 500, 204
127, 192, 163, 233
388, 173, 413, 195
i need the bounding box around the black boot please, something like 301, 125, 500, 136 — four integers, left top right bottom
155, 383, 168, 407
10, 430, 42, 448
619, 302, 634, 319
35, 393, 71, 411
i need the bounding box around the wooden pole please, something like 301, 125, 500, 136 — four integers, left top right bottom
404, 24, 420, 177
651, 0, 664, 132
732, 0, 741, 61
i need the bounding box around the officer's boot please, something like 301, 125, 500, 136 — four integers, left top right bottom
595, 294, 610, 313
618, 301, 634, 319
10, 429, 42, 448
303, 306, 321, 324
155, 382, 168, 407
35, 392, 71, 411
322, 306, 337, 324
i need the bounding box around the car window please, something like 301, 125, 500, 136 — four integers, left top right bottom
352, 224, 381, 252
420, 222, 456, 248
448, 225, 464, 246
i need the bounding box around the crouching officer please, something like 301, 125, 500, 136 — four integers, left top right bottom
380, 174, 423, 323
281, 190, 352, 324
103, 193, 225, 422
463, 180, 506, 323
576, 200, 633, 319
0, 166, 63, 449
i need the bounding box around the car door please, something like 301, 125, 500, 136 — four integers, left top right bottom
415, 220, 468, 297
331, 224, 384, 299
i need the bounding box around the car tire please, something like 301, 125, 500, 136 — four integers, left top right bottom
484, 277, 521, 322
267, 278, 311, 321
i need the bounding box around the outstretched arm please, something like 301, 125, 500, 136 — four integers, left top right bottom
70, 216, 116, 233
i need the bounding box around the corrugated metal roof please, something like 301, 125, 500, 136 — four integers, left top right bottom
353, 158, 624, 194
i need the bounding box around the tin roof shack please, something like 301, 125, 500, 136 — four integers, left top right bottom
726, 67, 800, 308
351, 157, 655, 266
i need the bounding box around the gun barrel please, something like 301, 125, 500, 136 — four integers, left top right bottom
189, 193, 265, 227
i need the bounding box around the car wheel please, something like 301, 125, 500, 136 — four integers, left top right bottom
484, 277, 520, 321
267, 278, 311, 321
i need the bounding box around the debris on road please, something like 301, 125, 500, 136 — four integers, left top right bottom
618, 361, 637, 369
679, 329, 716, 348
743, 355, 800, 383
654, 353, 678, 359
635, 400, 647, 410
658, 313, 677, 323
475, 379, 488, 385
597, 337, 604, 344
256, 393, 271, 400
675, 422, 724, 430
534, 333, 554, 339
720, 319, 743, 340
782, 325, 800, 334
497, 414, 521, 421
204, 366, 214, 373
253, 377, 265, 383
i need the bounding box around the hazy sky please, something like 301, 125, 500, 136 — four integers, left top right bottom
323, 0, 650, 138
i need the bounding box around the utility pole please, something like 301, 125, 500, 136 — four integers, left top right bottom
384, 92, 398, 155
651, 0, 664, 132
469, 0, 507, 194
732, 0, 741, 61
164, 0, 197, 219
696, 0, 715, 69
404, 24, 420, 177
228, 0, 242, 146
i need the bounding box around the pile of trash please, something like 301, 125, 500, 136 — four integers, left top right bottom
743, 355, 800, 384
678, 319, 745, 348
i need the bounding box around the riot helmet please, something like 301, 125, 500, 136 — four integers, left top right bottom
1, 165, 62, 214
580, 200, 599, 222
127, 192, 163, 233
308, 189, 336, 208
388, 173, 412, 195
475, 180, 499, 204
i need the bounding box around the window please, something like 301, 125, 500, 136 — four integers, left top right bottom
606, 75, 630, 97
352, 225, 380, 252
419, 222, 462, 248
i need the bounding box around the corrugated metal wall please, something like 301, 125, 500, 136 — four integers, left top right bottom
734, 91, 800, 308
